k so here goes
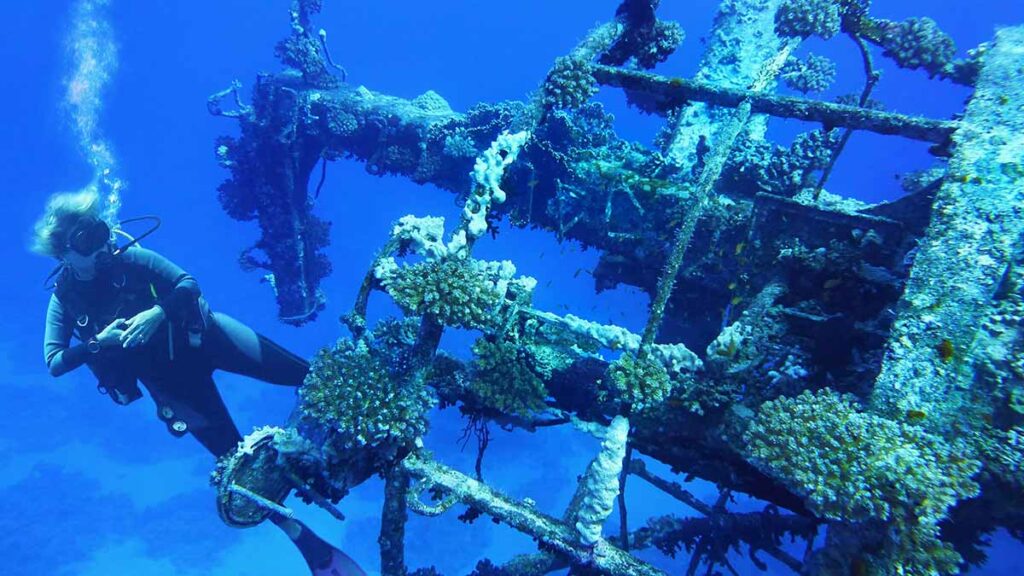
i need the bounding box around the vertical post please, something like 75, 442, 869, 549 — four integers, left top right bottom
661, 0, 785, 172
639, 39, 799, 353
380, 468, 410, 576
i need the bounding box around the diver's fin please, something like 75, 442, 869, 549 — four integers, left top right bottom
310, 546, 366, 576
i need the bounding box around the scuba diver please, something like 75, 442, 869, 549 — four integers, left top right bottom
33, 190, 365, 576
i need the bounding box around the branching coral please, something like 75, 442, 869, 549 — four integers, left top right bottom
540, 56, 599, 111
746, 389, 983, 573
780, 54, 837, 94
745, 389, 980, 526
775, 0, 841, 39
605, 353, 675, 412
636, 20, 685, 69
468, 338, 549, 418
301, 336, 434, 452
876, 17, 956, 78
376, 212, 537, 336
728, 128, 841, 195
378, 257, 506, 331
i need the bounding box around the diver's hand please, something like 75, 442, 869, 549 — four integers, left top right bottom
120, 306, 166, 348
96, 318, 127, 349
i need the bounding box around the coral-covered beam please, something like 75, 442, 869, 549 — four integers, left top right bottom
401, 453, 667, 576
591, 65, 959, 143
871, 26, 1024, 427
631, 513, 814, 573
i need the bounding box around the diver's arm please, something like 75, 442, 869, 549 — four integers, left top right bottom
43, 293, 90, 377
121, 246, 202, 323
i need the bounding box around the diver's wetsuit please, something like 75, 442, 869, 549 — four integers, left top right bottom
43, 246, 309, 457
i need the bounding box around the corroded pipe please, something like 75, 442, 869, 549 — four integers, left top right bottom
591, 65, 959, 143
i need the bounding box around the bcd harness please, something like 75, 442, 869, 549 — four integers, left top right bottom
53, 257, 208, 415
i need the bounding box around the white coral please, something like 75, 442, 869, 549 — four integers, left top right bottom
464, 130, 530, 238
575, 415, 630, 547
391, 215, 448, 260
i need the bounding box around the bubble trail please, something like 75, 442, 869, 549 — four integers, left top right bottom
65, 0, 123, 222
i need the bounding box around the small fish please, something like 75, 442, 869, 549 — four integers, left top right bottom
574, 268, 583, 278
936, 339, 955, 362
730, 296, 743, 306
734, 242, 746, 256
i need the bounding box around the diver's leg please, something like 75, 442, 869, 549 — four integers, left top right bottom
186, 378, 244, 458
269, 513, 366, 576
203, 312, 310, 386
143, 370, 243, 458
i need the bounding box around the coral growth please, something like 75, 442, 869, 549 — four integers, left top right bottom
727, 129, 841, 195
209, 1, 1024, 573
379, 257, 506, 331
746, 389, 980, 525
540, 56, 598, 111
468, 338, 550, 418
775, 0, 841, 39
464, 130, 531, 242
877, 17, 956, 77
746, 389, 981, 572
301, 329, 434, 452
574, 416, 630, 546
636, 20, 686, 69
780, 54, 837, 94
605, 353, 675, 412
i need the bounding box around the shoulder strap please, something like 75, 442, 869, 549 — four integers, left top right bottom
52, 255, 133, 336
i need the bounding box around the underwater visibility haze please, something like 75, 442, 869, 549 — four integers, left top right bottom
4, 0, 1024, 574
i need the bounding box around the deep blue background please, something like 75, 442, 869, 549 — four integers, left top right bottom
2, 1, 1023, 574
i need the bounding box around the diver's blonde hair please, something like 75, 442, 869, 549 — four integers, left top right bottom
31, 189, 103, 258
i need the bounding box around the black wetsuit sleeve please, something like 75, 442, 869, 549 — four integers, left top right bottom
122, 246, 201, 323
44, 292, 90, 377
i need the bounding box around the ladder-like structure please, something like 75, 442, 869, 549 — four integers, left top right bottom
209, 1, 1024, 574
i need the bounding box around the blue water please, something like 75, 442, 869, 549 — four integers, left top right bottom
2, 1, 1023, 574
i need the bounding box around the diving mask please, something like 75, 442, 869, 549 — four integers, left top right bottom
67, 218, 112, 256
